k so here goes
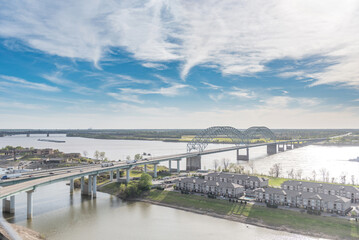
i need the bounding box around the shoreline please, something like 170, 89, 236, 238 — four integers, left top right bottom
134, 198, 335, 240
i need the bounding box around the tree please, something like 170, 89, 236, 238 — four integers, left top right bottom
83, 151, 88, 158
99, 152, 106, 161
340, 172, 347, 184
213, 159, 219, 172
248, 160, 255, 174
94, 150, 100, 160
286, 169, 294, 179
126, 155, 131, 161
269, 163, 282, 178
351, 175, 356, 185
319, 168, 327, 182
138, 173, 152, 190
295, 169, 303, 180
312, 170, 316, 181
222, 158, 230, 171
134, 154, 143, 161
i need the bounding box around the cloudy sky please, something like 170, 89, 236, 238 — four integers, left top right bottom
0, 0, 359, 129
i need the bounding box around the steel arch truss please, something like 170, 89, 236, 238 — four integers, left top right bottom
187, 126, 246, 152
244, 126, 276, 143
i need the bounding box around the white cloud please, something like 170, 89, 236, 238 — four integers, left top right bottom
0, 101, 47, 110
142, 62, 167, 70
107, 92, 144, 104
228, 88, 256, 99
0, 75, 60, 92
201, 82, 222, 90
1, 1, 359, 87
119, 84, 191, 97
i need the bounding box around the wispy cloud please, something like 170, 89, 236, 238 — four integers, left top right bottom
119, 84, 191, 97
1, 1, 358, 87
228, 88, 256, 99
107, 92, 144, 104
201, 81, 221, 90
142, 62, 167, 70
0, 75, 60, 92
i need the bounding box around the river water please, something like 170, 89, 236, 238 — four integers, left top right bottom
0, 134, 358, 239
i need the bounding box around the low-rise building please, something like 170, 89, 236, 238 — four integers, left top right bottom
176, 177, 244, 198
204, 172, 268, 189
255, 187, 352, 215
282, 180, 359, 203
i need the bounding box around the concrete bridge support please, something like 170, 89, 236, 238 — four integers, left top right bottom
237, 148, 249, 161
126, 169, 130, 183
144, 164, 147, 173
286, 142, 293, 150
278, 143, 285, 152
177, 159, 181, 173
168, 160, 172, 173
116, 169, 120, 182
110, 171, 113, 181
27, 190, 34, 219
47, 133, 49, 137
153, 164, 158, 178
186, 156, 201, 171
92, 175, 97, 198
70, 179, 74, 194
87, 176, 92, 196
80, 176, 85, 194
267, 143, 277, 155
2, 196, 15, 214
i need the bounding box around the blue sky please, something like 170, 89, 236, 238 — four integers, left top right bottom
0, 0, 359, 129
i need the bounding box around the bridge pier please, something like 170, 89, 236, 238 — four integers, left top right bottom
26, 133, 30, 137
116, 169, 120, 182
110, 170, 113, 181
267, 143, 277, 155
153, 164, 158, 178
286, 142, 293, 150
177, 159, 181, 173
186, 156, 201, 171
144, 164, 147, 173
126, 169, 130, 183
278, 143, 285, 152
92, 175, 97, 198
87, 176, 92, 196
168, 160, 171, 173
47, 133, 49, 137
237, 148, 249, 161
27, 189, 34, 219
70, 179, 74, 194
2, 196, 15, 214
80, 176, 85, 194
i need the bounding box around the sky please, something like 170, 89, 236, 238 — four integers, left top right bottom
0, 0, 359, 129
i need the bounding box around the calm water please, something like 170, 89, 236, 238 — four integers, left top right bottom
0, 134, 357, 239
2, 182, 317, 240
1, 134, 359, 180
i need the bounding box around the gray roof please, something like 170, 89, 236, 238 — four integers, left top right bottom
206, 172, 268, 182
270, 189, 351, 203
282, 180, 359, 193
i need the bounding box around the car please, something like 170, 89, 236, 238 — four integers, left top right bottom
28, 175, 32, 178
80, 170, 83, 172
67, 170, 71, 173
49, 172, 54, 175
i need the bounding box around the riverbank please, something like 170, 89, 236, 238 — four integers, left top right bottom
0, 223, 44, 240
139, 190, 358, 240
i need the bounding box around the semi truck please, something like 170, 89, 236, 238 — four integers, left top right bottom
1, 173, 21, 180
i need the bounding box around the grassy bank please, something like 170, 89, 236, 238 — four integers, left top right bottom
145, 190, 359, 240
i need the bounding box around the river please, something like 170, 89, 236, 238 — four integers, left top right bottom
1, 134, 358, 239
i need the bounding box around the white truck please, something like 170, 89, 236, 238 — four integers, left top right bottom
1, 173, 21, 180
101, 162, 114, 167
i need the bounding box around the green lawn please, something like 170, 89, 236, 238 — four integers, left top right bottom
146, 190, 359, 239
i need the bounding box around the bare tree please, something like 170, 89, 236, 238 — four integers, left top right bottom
228, 163, 236, 172
99, 152, 106, 161
312, 170, 316, 181
295, 169, 303, 180
286, 169, 294, 179
331, 177, 336, 183
248, 160, 255, 174
340, 172, 347, 184
325, 171, 330, 183
83, 150, 88, 158
351, 175, 355, 185
213, 159, 219, 172
94, 150, 100, 160
222, 158, 230, 172
319, 168, 327, 182
269, 163, 282, 178
126, 155, 131, 161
